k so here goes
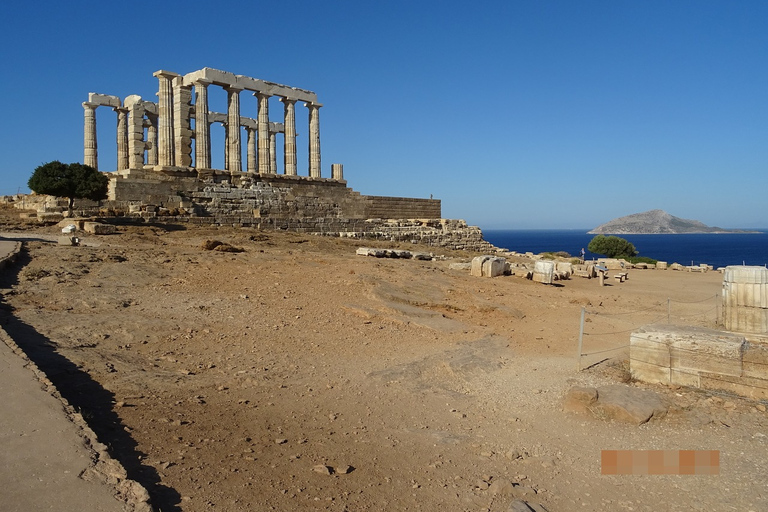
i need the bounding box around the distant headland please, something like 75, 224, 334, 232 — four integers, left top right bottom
588, 210, 758, 235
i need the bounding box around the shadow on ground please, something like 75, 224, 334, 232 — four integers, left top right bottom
0, 250, 182, 511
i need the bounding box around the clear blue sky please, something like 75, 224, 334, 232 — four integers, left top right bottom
1, 0, 766, 229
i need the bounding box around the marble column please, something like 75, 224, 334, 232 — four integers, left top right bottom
226, 85, 243, 173
256, 92, 272, 174
124, 95, 145, 169
280, 98, 297, 176
306, 102, 322, 178
222, 122, 229, 172
331, 163, 344, 181
115, 107, 128, 170
83, 102, 98, 170
269, 132, 277, 173
173, 78, 193, 167
147, 115, 158, 166
153, 70, 179, 167
246, 127, 257, 173
193, 79, 211, 169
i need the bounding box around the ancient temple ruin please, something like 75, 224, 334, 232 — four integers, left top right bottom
83, 68, 328, 180
82, 68, 439, 222
77, 68, 492, 251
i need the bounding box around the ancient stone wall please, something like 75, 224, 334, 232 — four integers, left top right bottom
362, 196, 441, 220
630, 325, 768, 400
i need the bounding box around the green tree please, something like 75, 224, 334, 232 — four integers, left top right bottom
28, 161, 108, 215
587, 235, 638, 259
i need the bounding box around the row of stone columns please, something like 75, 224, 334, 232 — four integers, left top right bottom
188, 78, 321, 176
84, 74, 325, 178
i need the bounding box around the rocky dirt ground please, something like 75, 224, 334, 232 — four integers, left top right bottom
0, 205, 766, 512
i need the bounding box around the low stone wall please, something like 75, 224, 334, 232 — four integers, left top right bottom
630, 325, 768, 400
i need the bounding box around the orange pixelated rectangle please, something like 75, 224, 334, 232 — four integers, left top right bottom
601, 450, 719, 475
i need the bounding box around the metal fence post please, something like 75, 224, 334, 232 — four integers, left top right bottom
577, 307, 585, 371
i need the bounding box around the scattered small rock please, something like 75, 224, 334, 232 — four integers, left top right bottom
313, 464, 333, 475
488, 478, 514, 495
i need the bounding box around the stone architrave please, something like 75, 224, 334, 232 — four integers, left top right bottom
280, 98, 297, 176
226, 85, 243, 173
256, 92, 271, 174
193, 79, 211, 169
153, 70, 180, 167
173, 77, 193, 167
306, 102, 322, 177
246, 127, 257, 173
115, 107, 128, 170
83, 102, 98, 170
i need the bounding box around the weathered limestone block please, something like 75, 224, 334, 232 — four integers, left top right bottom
356, 247, 385, 257
573, 263, 596, 278
597, 258, 628, 270
743, 339, 768, 380
384, 249, 412, 258
532, 260, 555, 284
482, 257, 506, 277
723, 266, 768, 307
38, 212, 64, 222
699, 372, 768, 400
669, 262, 684, 271
471, 256, 491, 277
723, 266, 768, 333
470, 256, 506, 277
57, 219, 86, 230
656, 261, 668, 270
57, 235, 79, 246
631, 325, 746, 388
83, 222, 117, 235
723, 305, 768, 334
555, 261, 573, 277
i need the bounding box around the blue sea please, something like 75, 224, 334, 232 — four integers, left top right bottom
482, 229, 768, 269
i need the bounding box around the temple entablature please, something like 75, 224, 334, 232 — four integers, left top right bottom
181, 67, 318, 103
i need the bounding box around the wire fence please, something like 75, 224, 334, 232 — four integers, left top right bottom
576, 294, 721, 371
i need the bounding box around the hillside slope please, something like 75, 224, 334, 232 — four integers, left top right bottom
588, 209, 744, 234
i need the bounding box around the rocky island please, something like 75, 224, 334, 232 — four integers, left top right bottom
589, 209, 754, 234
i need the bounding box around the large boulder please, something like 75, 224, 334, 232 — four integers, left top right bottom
563, 384, 667, 425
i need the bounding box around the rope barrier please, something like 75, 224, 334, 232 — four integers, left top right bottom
670, 294, 719, 304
